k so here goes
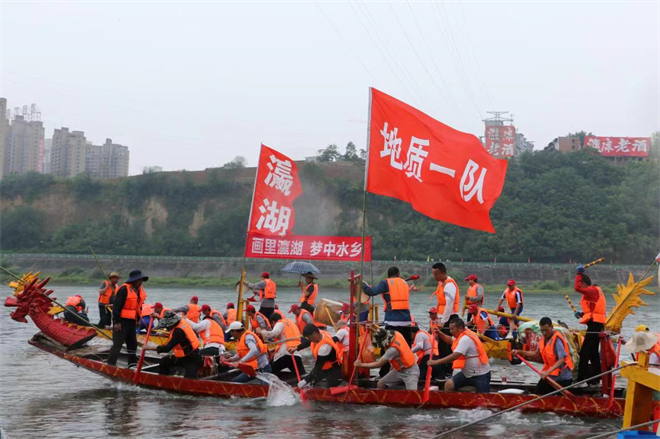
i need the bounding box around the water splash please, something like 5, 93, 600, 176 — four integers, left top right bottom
257, 372, 301, 407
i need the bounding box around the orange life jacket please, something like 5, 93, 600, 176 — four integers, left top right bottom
466, 283, 484, 305
250, 311, 272, 331
436, 277, 460, 315
167, 320, 200, 358
198, 319, 225, 346
156, 307, 171, 318
185, 303, 201, 323
98, 280, 116, 305
451, 329, 489, 370
429, 317, 439, 332
65, 296, 83, 312
119, 283, 146, 320
279, 318, 302, 350
260, 279, 276, 300
300, 283, 318, 305
383, 278, 410, 311
504, 287, 523, 309
296, 309, 314, 333
236, 330, 267, 369
649, 337, 660, 359
226, 308, 237, 323
209, 309, 227, 326
539, 331, 574, 376
140, 303, 154, 318
272, 309, 286, 320
472, 308, 494, 334
579, 286, 607, 324
414, 329, 438, 362
387, 330, 416, 371
311, 331, 342, 370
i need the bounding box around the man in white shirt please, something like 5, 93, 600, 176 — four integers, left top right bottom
185, 317, 226, 357
333, 320, 350, 351
432, 262, 460, 378
411, 325, 441, 382
257, 313, 305, 376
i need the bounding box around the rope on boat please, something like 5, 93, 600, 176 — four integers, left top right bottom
432, 362, 638, 438
585, 418, 660, 439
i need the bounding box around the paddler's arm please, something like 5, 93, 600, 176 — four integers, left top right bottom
433, 327, 452, 345
172, 305, 189, 314
427, 351, 461, 367
511, 348, 542, 364
361, 280, 389, 297
260, 322, 283, 339
155, 328, 185, 354
306, 345, 335, 385
245, 280, 266, 291
296, 338, 311, 351
513, 293, 522, 316
355, 346, 395, 369
467, 285, 484, 303
98, 281, 108, 297
238, 335, 261, 364
496, 293, 505, 311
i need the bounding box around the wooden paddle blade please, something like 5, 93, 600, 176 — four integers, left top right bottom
237, 363, 256, 377
330, 384, 357, 395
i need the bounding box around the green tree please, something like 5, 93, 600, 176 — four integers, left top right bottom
342, 142, 359, 162
317, 144, 340, 162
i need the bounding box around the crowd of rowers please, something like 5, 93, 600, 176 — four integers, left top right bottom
58, 262, 640, 395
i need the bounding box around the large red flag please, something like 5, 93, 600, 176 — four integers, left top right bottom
247, 144, 302, 237
366, 88, 508, 233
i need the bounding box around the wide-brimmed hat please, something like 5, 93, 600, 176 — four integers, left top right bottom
225, 321, 245, 333
302, 272, 318, 280
108, 272, 120, 279
127, 270, 149, 283
625, 332, 659, 353
159, 310, 180, 329
371, 328, 394, 349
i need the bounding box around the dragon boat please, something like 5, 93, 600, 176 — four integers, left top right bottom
7, 274, 659, 419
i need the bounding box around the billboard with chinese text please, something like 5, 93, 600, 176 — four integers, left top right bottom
245, 233, 371, 262
485, 125, 516, 158
584, 136, 650, 157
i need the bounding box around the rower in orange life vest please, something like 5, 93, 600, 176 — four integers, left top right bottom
107, 270, 148, 367
200, 304, 227, 331
298, 271, 319, 313
272, 305, 286, 320
143, 310, 203, 379
245, 304, 271, 332
572, 266, 607, 387
431, 262, 460, 378
296, 324, 343, 389
63, 294, 90, 326
466, 304, 500, 340
150, 302, 171, 328
464, 274, 484, 306
289, 304, 316, 333
185, 311, 226, 357
224, 321, 272, 384
635, 325, 660, 365
244, 271, 277, 320
173, 296, 202, 323
354, 327, 420, 390
411, 324, 441, 382
257, 312, 305, 377
223, 303, 237, 324
512, 317, 574, 395
428, 317, 491, 392
138, 302, 155, 333
97, 271, 119, 328
428, 307, 439, 332
496, 279, 524, 339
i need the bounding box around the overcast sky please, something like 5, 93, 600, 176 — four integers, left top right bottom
1, 1, 658, 175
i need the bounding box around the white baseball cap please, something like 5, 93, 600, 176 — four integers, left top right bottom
225, 321, 245, 333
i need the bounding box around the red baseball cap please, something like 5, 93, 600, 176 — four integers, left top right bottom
468, 304, 478, 314
465, 274, 478, 281
154, 302, 163, 309
191, 296, 199, 302
289, 304, 300, 313
245, 305, 256, 312
226, 302, 235, 308
261, 272, 269, 278
507, 279, 516, 286
275, 304, 279, 309
429, 307, 437, 314
201, 304, 211, 312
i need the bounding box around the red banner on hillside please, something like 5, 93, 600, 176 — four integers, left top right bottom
245, 233, 371, 262
247, 144, 302, 237
485, 125, 516, 158
366, 88, 508, 233
585, 136, 650, 157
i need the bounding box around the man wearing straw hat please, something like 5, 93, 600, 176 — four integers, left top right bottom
97, 272, 119, 328
298, 272, 319, 313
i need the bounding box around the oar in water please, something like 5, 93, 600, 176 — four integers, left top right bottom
220, 360, 256, 377
422, 329, 438, 403
331, 328, 372, 398
513, 353, 573, 397
290, 353, 307, 402
432, 363, 637, 438
135, 317, 155, 384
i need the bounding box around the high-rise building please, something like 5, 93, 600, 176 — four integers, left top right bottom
0, 98, 8, 179
85, 138, 129, 179
43, 139, 52, 174
50, 127, 87, 178
143, 165, 163, 174
4, 115, 45, 175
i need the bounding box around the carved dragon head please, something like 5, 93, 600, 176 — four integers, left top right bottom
4, 277, 55, 323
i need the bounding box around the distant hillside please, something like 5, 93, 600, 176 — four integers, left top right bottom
1, 149, 658, 264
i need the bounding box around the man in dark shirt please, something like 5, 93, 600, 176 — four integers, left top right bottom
296, 324, 342, 388
106, 270, 148, 367
145, 310, 203, 379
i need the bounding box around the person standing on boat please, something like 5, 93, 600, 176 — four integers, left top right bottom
244, 272, 277, 320
143, 310, 203, 378
464, 274, 484, 306
107, 270, 148, 367
173, 296, 202, 323
428, 308, 439, 331
185, 316, 226, 357
245, 305, 271, 331
257, 312, 305, 376
225, 321, 272, 383
201, 304, 227, 331
97, 272, 119, 328
360, 266, 415, 346
496, 279, 524, 339
298, 272, 319, 313
573, 268, 607, 387
223, 303, 237, 324
432, 262, 460, 378
297, 324, 342, 388
354, 327, 420, 390
428, 317, 491, 392
64, 295, 90, 326
512, 317, 574, 395
466, 304, 500, 340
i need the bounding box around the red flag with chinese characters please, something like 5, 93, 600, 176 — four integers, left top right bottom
245, 233, 371, 262
246, 144, 302, 238
366, 88, 508, 233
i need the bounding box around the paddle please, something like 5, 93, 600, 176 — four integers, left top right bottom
513, 353, 573, 397
220, 360, 256, 377
134, 317, 154, 384
331, 327, 371, 397
422, 329, 437, 403
290, 353, 307, 402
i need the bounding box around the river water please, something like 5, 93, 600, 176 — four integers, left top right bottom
1, 282, 658, 438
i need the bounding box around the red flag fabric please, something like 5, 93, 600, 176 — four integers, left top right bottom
366, 88, 508, 233
247, 144, 302, 237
